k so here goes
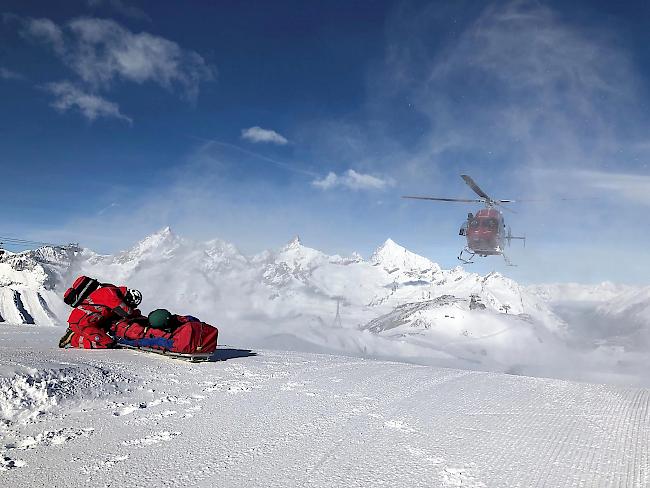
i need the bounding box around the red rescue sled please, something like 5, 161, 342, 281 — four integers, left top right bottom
112, 316, 219, 357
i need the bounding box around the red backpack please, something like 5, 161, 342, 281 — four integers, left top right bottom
63, 276, 100, 307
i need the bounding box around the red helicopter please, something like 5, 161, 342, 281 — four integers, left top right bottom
403, 174, 526, 266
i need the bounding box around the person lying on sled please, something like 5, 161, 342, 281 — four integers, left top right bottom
112, 308, 219, 354
147, 309, 201, 330
59, 277, 143, 349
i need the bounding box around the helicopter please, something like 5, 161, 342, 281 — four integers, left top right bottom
402, 174, 526, 266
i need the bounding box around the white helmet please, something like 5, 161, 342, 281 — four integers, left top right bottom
125, 289, 142, 307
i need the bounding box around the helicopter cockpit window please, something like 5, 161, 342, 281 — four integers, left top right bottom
469, 219, 480, 229
482, 219, 498, 231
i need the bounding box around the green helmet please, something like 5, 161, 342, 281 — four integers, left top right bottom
148, 309, 173, 329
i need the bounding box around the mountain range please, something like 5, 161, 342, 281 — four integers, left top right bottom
1, 227, 648, 385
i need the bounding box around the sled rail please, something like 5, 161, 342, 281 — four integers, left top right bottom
117, 344, 212, 362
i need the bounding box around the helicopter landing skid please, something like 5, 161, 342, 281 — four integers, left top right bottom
458, 248, 517, 266
458, 248, 475, 264
502, 253, 517, 267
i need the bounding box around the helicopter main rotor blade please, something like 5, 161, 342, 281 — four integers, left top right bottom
497, 197, 593, 203
460, 174, 492, 201
402, 196, 484, 203
496, 202, 517, 214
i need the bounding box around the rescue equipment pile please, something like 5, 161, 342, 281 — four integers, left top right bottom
59, 275, 218, 355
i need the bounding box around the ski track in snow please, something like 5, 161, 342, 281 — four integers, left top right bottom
0, 328, 648, 487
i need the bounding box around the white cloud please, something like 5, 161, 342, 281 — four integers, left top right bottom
67, 17, 215, 100
22, 17, 65, 54
0, 67, 23, 80
373, 0, 645, 191
312, 172, 338, 189
241, 126, 289, 145
312, 170, 392, 191
20, 16, 215, 102
579, 170, 650, 206
46, 81, 132, 124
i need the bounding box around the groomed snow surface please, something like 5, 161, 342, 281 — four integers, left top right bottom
1, 327, 648, 487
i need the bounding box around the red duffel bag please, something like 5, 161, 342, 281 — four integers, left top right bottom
171, 320, 219, 354
113, 317, 218, 354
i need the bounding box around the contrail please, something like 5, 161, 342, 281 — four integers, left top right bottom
190, 136, 320, 178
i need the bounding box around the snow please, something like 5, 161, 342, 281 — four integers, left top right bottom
0, 326, 648, 487
0, 231, 648, 483
526, 281, 636, 304
370, 238, 441, 276
1, 229, 650, 387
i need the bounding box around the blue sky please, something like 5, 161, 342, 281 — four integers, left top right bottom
1, 0, 650, 284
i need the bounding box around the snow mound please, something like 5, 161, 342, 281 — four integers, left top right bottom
0, 365, 125, 427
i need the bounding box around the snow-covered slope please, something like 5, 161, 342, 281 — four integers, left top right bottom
1, 326, 648, 487
0, 248, 71, 326
528, 282, 650, 352
590, 287, 650, 354
598, 286, 650, 327
527, 281, 636, 304
362, 294, 566, 376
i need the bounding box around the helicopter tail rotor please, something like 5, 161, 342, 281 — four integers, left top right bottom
506, 226, 526, 247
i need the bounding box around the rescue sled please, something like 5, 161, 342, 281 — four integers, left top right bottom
113, 317, 219, 355
117, 343, 213, 362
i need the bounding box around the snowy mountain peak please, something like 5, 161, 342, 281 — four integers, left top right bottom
283, 235, 303, 251
128, 227, 179, 255
104, 227, 184, 269
370, 238, 404, 261
204, 237, 244, 259
151, 226, 175, 242
379, 237, 399, 249
276, 236, 327, 269
370, 239, 440, 273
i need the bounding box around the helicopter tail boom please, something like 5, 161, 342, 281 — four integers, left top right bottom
506, 229, 526, 248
